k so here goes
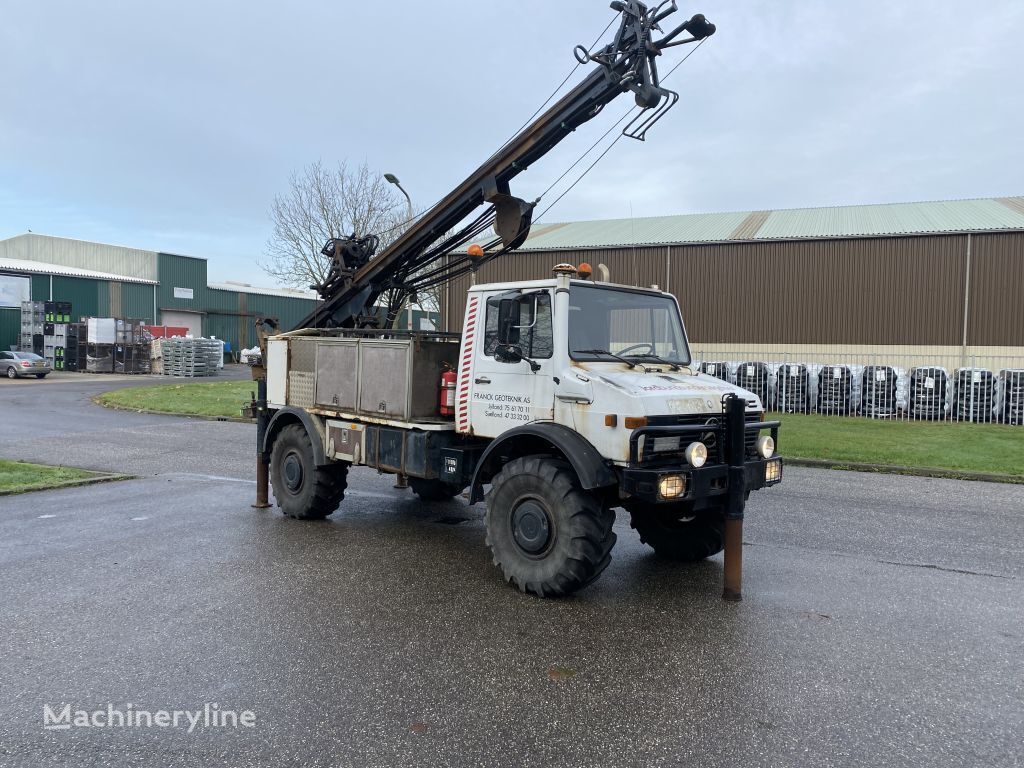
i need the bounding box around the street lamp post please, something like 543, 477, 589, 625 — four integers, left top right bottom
384, 172, 416, 490
384, 173, 414, 220
384, 172, 417, 331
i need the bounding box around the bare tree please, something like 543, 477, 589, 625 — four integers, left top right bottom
261, 160, 407, 292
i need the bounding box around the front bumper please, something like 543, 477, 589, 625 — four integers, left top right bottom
620, 457, 783, 505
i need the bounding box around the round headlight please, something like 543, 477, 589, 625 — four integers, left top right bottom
756, 435, 775, 459
684, 442, 708, 468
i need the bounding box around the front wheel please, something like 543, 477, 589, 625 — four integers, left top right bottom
628, 504, 724, 562
270, 424, 348, 520
6, 367, 16, 379
486, 456, 616, 597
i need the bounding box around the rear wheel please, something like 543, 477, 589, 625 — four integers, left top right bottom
628, 503, 724, 562
35, 373, 47, 379
270, 424, 348, 520
408, 478, 462, 502
486, 456, 615, 597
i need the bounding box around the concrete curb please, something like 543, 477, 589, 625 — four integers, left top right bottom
91, 396, 253, 424
786, 458, 1023, 485
0, 471, 134, 497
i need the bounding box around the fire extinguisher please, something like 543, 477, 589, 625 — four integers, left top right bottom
439, 364, 457, 416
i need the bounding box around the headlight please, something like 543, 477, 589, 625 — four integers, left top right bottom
658, 475, 686, 499
684, 442, 707, 468
756, 435, 775, 459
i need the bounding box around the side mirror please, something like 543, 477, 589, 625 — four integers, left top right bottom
497, 298, 521, 344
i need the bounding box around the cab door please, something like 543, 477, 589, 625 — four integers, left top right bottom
468, 290, 555, 438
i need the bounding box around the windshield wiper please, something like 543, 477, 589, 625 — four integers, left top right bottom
573, 349, 652, 372
623, 353, 682, 372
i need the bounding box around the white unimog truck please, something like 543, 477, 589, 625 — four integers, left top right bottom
250, 4, 783, 597
261, 265, 782, 596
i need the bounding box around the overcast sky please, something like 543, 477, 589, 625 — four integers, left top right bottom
2, 0, 1022, 284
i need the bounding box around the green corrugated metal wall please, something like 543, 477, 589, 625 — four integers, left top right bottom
0, 307, 19, 351
122, 283, 155, 322
49, 275, 107, 319
157, 253, 209, 311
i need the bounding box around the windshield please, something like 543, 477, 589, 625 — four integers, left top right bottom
569, 286, 691, 365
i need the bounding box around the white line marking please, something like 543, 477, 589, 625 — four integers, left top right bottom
37, 514, 57, 519
130, 517, 149, 521
157, 473, 255, 485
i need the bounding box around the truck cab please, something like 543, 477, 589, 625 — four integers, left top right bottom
459, 266, 781, 506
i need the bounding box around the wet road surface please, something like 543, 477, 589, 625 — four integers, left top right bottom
1, 374, 1021, 767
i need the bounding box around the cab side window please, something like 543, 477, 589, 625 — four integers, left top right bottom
484, 293, 553, 360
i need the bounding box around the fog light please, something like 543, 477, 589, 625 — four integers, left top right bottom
765, 459, 782, 483
658, 475, 686, 499
756, 435, 775, 459
684, 442, 707, 468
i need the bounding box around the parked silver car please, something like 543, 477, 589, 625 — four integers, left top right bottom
1, 351, 51, 379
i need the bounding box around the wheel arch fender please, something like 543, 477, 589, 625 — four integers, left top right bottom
264, 408, 329, 466
470, 422, 617, 503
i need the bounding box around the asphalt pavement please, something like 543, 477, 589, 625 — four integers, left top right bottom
0, 373, 1021, 767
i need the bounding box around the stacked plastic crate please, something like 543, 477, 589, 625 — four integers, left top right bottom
43, 302, 72, 370
19, 301, 44, 355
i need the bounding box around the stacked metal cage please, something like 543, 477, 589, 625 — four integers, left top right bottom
861, 366, 898, 417
160, 338, 222, 377
699, 361, 730, 382
997, 369, 1024, 425
775, 363, 810, 413
908, 367, 949, 420
817, 365, 853, 415
734, 362, 771, 409
954, 368, 995, 423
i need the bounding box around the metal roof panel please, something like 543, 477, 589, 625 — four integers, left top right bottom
0, 256, 157, 285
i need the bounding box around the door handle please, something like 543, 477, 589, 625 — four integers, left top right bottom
475, 377, 491, 385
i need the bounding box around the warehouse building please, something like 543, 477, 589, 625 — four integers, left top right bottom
441, 196, 1024, 371
0, 233, 320, 356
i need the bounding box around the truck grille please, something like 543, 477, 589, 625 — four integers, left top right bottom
638, 415, 762, 467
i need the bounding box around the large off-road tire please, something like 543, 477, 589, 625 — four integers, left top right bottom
485, 456, 616, 597
270, 424, 348, 520
408, 478, 463, 502
628, 504, 724, 562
